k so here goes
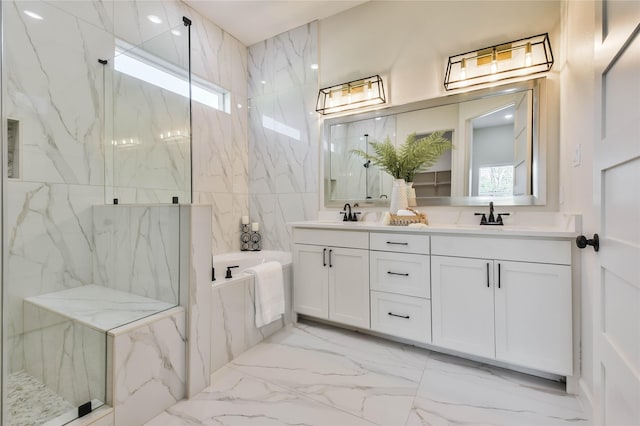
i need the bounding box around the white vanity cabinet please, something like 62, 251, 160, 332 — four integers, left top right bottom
431, 235, 573, 375
293, 228, 370, 329
369, 232, 431, 343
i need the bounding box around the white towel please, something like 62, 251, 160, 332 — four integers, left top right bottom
244, 261, 285, 328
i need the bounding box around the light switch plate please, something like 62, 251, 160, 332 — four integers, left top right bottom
572, 144, 582, 167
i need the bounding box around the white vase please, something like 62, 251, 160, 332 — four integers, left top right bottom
390, 179, 408, 213
406, 181, 417, 207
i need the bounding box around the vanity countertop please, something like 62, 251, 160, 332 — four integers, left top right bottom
289, 218, 579, 239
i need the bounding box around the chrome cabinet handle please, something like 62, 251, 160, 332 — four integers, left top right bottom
323, 248, 326, 267
388, 312, 410, 319
386, 241, 409, 245
387, 271, 409, 276
329, 249, 333, 268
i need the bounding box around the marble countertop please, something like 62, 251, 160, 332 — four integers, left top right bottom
25, 285, 176, 332
289, 215, 580, 239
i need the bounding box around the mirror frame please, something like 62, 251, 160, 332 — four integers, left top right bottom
322, 78, 548, 207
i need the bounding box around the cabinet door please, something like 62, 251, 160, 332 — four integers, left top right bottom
494, 261, 572, 375
328, 247, 370, 328
431, 256, 495, 358
293, 244, 328, 319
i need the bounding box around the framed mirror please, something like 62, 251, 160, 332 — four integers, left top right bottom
323, 78, 547, 207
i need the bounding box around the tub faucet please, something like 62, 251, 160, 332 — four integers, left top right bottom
225, 265, 239, 279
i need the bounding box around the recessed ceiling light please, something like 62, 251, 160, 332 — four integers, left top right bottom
24, 10, 44, 20
505, 114, 513, 119
171, 29, 181, 36
260, 80, 267, 85
237, 103, 243, 109
310, 63, 319, 70
147, 15, 162, 24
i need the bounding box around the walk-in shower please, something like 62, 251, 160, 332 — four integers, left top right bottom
2, 1, 193, 423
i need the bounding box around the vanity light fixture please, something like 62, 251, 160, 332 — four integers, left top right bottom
316, 74, 386, 115
444, 33, 553, 91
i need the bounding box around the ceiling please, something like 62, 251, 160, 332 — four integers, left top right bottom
183, 1, 368, 46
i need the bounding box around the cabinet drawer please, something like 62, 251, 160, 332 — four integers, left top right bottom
293, 228, 368, 249
431, 235, 571, 265
370, 291, 431, 343
370, 232, 429, 254
370, 251, 430, 298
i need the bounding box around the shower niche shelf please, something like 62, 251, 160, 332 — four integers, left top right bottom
7, 118, 19, 178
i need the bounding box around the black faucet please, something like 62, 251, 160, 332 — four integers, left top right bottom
475, 202, 510, 225
225, 265, 239, 278
341, 203, 352, 221
340, 203, 361, 221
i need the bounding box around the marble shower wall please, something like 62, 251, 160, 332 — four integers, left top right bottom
4, 0, 248, 375
188, 7, 249, 254
248, 23, 320, 252
92, 205, 180, 305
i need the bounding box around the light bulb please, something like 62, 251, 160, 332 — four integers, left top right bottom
460, 58, 467, 80
367, 81, 373, 99
524, 43, 532, 67
347, 87, 352, 104
490, 49, 497, 74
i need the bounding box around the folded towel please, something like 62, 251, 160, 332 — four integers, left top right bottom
244, 261, 284, 328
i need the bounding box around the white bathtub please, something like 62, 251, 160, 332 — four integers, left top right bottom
210, 250, 293, 374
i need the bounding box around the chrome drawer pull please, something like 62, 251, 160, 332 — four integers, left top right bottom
387, 271, 409, 276
386, 241, 409, 245
388, 312, 410, 319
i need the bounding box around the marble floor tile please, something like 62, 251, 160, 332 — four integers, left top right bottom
229, 324, 428, 425
145, 366, 375, 426
406, 352, 590, 426
148, 321, 589, 426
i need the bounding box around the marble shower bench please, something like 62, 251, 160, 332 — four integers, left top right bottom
25, 284, 176, 333
23, 285, 186, 425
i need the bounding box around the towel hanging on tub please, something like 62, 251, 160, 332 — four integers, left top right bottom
244, 261, 284, 327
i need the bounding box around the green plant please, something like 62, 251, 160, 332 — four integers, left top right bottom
351, 131, 453, 181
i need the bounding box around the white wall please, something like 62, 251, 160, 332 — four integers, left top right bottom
558, 0, 596, 406
320, 1, 561, 105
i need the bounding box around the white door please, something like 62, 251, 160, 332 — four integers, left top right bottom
431, 256, 495, 358
593, 4, 640, 424
494, 261, 572, 375
293, 244, 328, 319
329, 247, 370, 328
